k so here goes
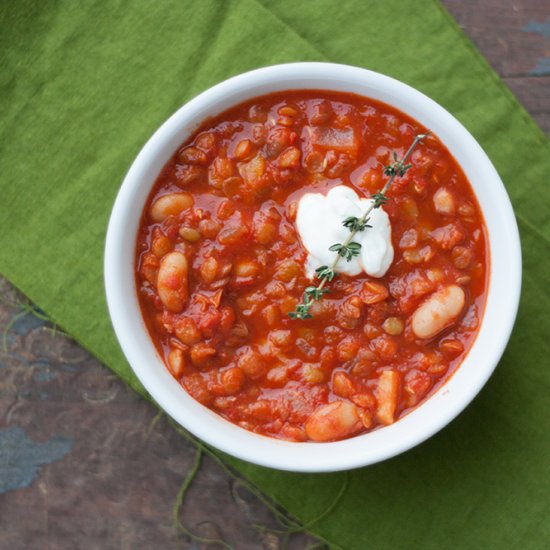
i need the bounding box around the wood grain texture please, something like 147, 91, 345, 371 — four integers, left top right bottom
0, 1, 548, 548
444, 0, 550, 135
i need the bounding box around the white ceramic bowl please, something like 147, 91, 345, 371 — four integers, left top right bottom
104, 62, 521, 472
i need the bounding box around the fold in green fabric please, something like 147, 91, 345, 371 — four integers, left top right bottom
1, 1, 549, 548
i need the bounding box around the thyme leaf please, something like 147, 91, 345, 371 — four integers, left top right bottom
342, 215, 372, 232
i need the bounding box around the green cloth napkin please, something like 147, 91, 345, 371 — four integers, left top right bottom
1, 1, 549, 548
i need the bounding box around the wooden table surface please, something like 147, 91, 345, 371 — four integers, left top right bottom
1, 1, 549, 548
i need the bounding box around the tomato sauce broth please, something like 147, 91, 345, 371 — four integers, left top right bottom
135, 91, 488, 442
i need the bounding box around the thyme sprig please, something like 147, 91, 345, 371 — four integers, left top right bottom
289, 132, 429, 320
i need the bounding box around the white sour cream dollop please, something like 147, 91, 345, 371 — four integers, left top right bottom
296, 185, 394, 279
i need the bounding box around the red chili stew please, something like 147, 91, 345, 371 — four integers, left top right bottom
136, 91, 488, 442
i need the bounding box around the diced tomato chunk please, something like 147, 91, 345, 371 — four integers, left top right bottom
310, 126, 359, 153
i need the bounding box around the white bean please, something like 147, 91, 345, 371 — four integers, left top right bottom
411, 284, 465, 339
150, 192, 194, 222
167, 348, 184, 378
157, 252, 189, 313
433, 187, 455, 215
305, 401, 362, 442
376, 370, 400, 425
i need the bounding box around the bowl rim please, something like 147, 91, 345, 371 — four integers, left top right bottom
104, 62, 521, 472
